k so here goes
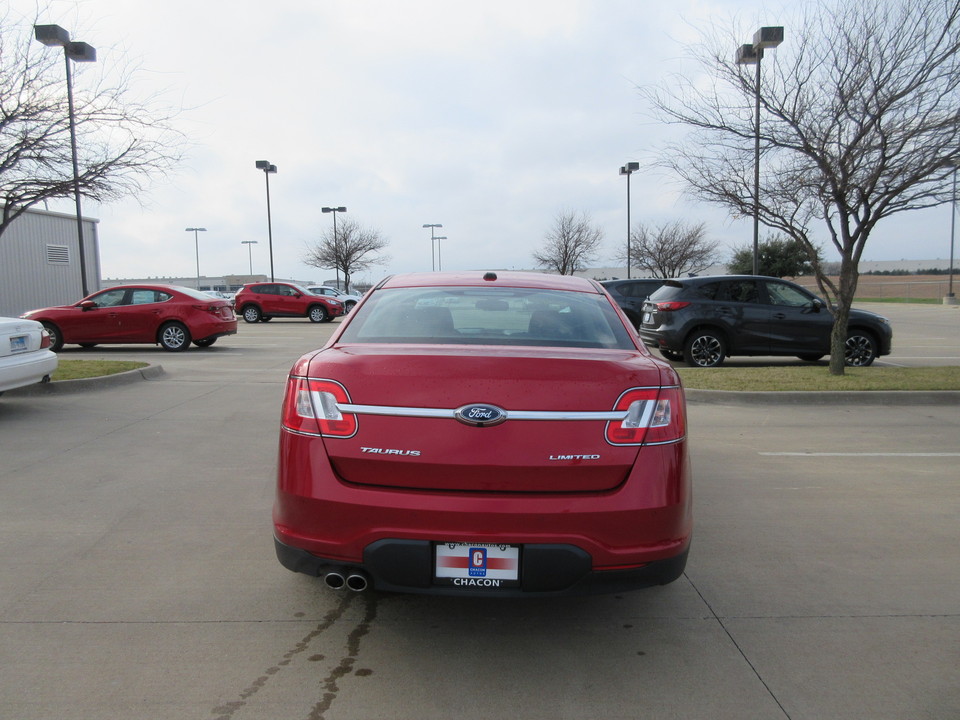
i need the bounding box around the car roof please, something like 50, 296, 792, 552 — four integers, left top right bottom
378, 271, 602, 293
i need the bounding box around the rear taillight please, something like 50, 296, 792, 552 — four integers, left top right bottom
654, 301, 690, 312
605, 387, 686, 446
39, 329, 52, 350
281, 377, 357, 438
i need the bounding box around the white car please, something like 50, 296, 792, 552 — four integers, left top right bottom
306, 286, 362, 312
0, 317, 58, 395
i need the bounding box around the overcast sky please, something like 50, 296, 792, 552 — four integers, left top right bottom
12, 0, 955, 286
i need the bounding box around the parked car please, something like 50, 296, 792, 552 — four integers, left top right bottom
638, 275, 893, 367
600, 278, 667, 328
21, 284, 238, 352
0, 317, 58, 394
306, 286, 363, 313
274, 271, 691, 597
234, 282, 343, 323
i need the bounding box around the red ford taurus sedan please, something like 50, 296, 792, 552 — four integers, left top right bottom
274, 271, 691, 596
22, 284, 237, 352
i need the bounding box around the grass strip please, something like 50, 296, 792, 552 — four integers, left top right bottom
52, 359, 149, 381
676, 365, 960, 391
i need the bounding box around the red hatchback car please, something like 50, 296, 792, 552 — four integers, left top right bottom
21, 284, 238, 352
274, 271, 692, 597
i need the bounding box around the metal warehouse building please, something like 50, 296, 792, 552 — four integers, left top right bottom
0, 207, 100, 317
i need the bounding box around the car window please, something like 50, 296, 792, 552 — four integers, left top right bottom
693, 282, 723, 300
722, 280, 760, 304
618, 281, 661, 298
765, 281, 813, 307
91, 289, 128, 307
129, 289, 170, 305
339, 287, 635, 349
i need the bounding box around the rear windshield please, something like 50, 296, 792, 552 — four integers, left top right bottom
648, 281, 686, 301
337, 286, 635, 349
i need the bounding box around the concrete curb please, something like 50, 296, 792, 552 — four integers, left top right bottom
6, 363, 165, 396
685, 388, 960, 406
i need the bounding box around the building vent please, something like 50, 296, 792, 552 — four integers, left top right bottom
46, 245, 70, 264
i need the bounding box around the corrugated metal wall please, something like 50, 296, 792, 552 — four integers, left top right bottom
0, 208, 100, 317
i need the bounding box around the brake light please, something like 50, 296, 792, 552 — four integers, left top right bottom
605, 387, 686, 446
654, 301, 690, 312
39, 329, 52, 350
281, 377, 357, 437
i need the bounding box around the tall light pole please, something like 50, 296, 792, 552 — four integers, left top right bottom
322, 207, 347, 289
423, 224, 442, 271
434, 236, 448, 271
947, 163, 958, 304
34, 24, 96, 297
255, 161, 277, 281
736, 26, 784, 276
619, 162, 639, 279
241, 240, 258, 275
186, 228, 207, 289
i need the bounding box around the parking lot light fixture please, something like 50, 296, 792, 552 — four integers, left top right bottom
255, 161, 278, 281
322, 207, 347, 288
422, 224, 443, 271
433, 237, 448, 271
186, 228, 207, 289
619, 162, 639, 279
736, 26, 784, 276
241, 240, 258, 276
947, 161, 958, 304
34, 24, 97, 297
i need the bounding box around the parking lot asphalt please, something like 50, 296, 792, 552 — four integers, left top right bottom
1, 306, 958, 719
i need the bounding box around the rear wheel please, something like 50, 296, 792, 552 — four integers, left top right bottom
798, 354, 824, 362
41, 323, 63, 352
684, 330, 726, 368
193, 338, 217, 348
308, 305, 328, 323
659, 349, 684, 362
845, 330, 878, 366
158, 322, 191, 352
242, 305, 262, 323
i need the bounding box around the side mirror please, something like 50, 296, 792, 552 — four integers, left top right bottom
811, 299, 823, 313
79, 300, 97, 311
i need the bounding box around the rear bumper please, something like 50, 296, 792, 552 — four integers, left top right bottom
274, 536, 689, 597
0, 350, 58, 392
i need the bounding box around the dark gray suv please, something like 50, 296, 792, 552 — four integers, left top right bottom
600, 278, 666, 329
638, 275, 893, 367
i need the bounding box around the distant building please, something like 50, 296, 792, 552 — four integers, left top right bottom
0, 207, 100, 317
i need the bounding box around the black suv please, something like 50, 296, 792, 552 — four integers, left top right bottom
600, 278, 666, 329
638, 275, 892, 367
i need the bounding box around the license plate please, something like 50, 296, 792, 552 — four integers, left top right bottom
435, 542, 521, 588
642, 312, 651, 324
10, 335, 28, 354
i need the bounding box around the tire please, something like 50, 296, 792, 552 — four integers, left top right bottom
42, 322, 64, 353
344, 301, 357, 313
844, 330, 878, 367
659, 349, 684, 362
683, 329, 726, 368
308, 305, 329, 323
798, 354, 824, 362
242, 305, 262, 323
79, 343, 98, 349
193, 338, 217, 348
158, 322, 191, 352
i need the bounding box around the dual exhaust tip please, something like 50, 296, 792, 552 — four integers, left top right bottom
324, 570, 369, 592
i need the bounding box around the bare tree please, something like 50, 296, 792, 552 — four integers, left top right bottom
644, 0, 960, 373
622, 220, 719, 278
303, 217, 389, 293
533, 210, 604, 275
0, 6, 185, 237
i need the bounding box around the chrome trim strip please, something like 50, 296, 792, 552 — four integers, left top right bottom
338, 403, 628, 421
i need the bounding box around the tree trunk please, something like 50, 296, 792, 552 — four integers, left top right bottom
828, 257, 860, 375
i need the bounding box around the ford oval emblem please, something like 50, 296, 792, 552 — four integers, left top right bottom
454, 403, 507, 427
